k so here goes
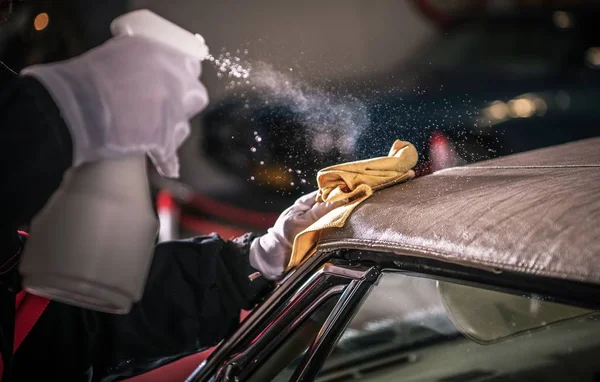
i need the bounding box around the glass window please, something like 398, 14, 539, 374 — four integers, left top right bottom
247, 297, 339, 382
316, 272, 600, 382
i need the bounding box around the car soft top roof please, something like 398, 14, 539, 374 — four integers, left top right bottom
318, 137, 600, 285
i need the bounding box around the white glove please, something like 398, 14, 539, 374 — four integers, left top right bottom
250, 191, 342, 280
21, 35, 209, 178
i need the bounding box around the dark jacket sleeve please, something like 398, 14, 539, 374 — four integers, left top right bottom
0, 75, 74, 230
12, 233, 274, 382
0, 74, 74, 380
94, 233, 273, 380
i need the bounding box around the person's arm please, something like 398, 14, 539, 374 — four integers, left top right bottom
91, 192, 343, 379
0, 75, 74, 380
92, 233, 274, 380
0, 75, 73, 229
11, 232, 275, 382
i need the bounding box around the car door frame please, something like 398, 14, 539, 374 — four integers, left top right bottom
185, 251, 379, 382
186, 248, 600, 381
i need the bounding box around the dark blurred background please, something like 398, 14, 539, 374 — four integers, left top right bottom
2, 0, 599, 239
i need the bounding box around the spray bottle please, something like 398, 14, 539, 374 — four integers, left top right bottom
18, 10, 209, 314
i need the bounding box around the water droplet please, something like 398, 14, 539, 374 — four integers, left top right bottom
289, 68, 294, 71
250, 176, 255, 181
290, 182, 295, 186
255, 136, 262, 142
260, 161, 265, 165
250, 147, 257, 152
301, 179, 307, 184
253, 131, 258, 135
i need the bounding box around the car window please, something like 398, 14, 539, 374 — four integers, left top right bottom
316, 272, 600, 382
247, 297, 339, 382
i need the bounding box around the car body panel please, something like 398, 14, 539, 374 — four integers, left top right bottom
318, 137, 600, 285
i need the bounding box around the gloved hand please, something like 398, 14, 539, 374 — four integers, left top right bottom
21, 35, 209, 178
250, 190, 343, 280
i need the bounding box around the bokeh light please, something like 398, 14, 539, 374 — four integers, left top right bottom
33, 13, 49, 31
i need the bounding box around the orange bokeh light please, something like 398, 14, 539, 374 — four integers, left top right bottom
34, 13, 49, 31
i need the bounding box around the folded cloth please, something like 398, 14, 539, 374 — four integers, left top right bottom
286, 140, 418, 270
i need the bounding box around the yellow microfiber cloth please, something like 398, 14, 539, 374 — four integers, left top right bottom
286, 140, 418, 270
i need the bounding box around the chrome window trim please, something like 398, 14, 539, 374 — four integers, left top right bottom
218, 262, 377, 381
224, 284, 346, 381
186, 252, 376, 382
186, 250, 337, 381
291, 273, 378, 381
